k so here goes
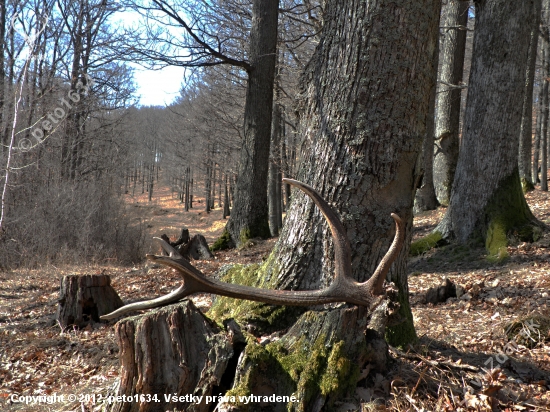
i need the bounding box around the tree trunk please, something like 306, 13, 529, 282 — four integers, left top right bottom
224, 0, 279, 247
533, 74, 544, 184
106, 301, 232, 412
211, 0, 440, 408
268, 103, 282, 236
519, 0, 542, 191
436, 0, 539, 256
0, 0, 5, 154
205, 156, 212, 213
542, 30, 550, 192
542, 3, 550, 191
414, 9, 441, 213
223, 174, 230, 219
56, 275, 123, 329
433, 0, 469, 206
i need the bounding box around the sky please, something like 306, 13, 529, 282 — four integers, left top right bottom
111, 8, 188, 107
132, 65, 187, 107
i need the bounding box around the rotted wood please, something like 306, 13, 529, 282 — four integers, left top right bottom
56, 275, 123, 328
105, 301, 232, 412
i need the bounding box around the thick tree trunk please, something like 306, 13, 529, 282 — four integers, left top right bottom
218, 304, 395, 412
106, 301, 232, 412
225, 0, 278, 247
211, 0, 440, 408
437, 0, 539, 256
56, 275, 123, 329
433, 0, 469, 206
519, 0, 542, 191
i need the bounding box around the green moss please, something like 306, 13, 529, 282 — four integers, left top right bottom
211, 229, 232, 251
208, 251, 304, 334
484, 170, 535, 260
385, 288, 417, 348
409, 231, 443, 256
520, 177, 535, 193
239, 228, 252, 245
485, 218, 509, 262
238, 216, 272, 246
227, 331, 359, 411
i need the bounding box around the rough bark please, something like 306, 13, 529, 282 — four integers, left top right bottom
542, 3, 550, 191
211, 0, 440, 408
268, 103, 282, 236
179, 234, 215, 260
519, 0, 542, 191
218, 304, 397, 412
436, 0, 539, 255
533, 73, 544, 184
56, 275, 123, 329
433, 0, 469, 206
106, 301, 232, 412
225, 0, 279, 247
414, 10, 441, 213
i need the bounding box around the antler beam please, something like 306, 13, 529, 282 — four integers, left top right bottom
100, 179, 404, 320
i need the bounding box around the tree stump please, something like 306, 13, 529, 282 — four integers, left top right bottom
106, 301, 232, 412
161, 229, 214, 261
217, 305, 391, 412
56, 274, 123, 329
179, 234, 214, 260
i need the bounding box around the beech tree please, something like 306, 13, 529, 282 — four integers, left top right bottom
436, 0, 541, 257
433, 0, 469, 206
208, 0, 440, 407
518, 0, 542, 191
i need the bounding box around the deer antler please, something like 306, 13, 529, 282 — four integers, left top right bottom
100, 179, 405, 320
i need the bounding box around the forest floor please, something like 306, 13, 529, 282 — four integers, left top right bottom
1, 183, 549, 411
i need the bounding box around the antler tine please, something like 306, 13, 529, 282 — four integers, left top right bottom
155, 237, 183, 259
282, 178, 351, 284
365, 213, 404, 295
100, 284, 192, 320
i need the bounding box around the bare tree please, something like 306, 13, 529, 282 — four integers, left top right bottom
436, 0, 541, 257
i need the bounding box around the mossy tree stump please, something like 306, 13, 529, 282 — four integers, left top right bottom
56, 274, 123, 329
216, 304, 393, 412
106, 301, 232, 412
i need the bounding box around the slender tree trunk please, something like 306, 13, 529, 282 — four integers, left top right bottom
414, 8, 441, 213
223, 174, 230, 219
224, 0, 279, 246
433, 0, 469, 206
519, 0, 542, 191
148, 164, 154, 202
190, 172, 193, 208
268, 103, 282, 236
0, 0, 5, 154
436, 0, 539, 256
205, 159, 211, 213
542, 56, 549, 192
533, 76, 543, 184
